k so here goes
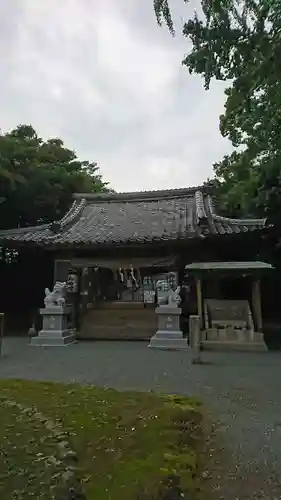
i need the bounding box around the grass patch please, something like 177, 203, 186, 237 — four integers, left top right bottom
0, 380, 204, 499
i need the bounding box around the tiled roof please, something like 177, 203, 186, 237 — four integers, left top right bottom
0, 186, 268, 248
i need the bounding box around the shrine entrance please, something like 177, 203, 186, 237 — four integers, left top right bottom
88, 266, 144, 303
63, 257, 176, 340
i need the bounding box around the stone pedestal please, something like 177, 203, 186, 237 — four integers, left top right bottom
148, 306, 188, 350
30, 306, 76, 347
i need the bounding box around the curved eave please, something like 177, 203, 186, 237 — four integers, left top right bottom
55, 198, 87, 229
0, 219, 269, 249
205, 193, 267, 225
0, 227, 268, 252
0, 198, 87, 248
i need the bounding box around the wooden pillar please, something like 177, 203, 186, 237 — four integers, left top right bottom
54, 259, 71, 284
80, 267, 90, 306
136, 268, 141, 285
195, 278, 203, 328
252, 278, 262, 332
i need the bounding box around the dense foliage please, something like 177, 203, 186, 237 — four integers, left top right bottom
154, 0, 281, 220
0, 125, 109, 229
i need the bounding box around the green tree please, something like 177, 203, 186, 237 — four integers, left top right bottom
0, 125, 109, 229
154, 0, 281, 220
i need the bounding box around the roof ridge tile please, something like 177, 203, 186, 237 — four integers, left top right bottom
73, 185, 208, 203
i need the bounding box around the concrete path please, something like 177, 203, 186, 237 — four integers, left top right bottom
1, 338, 281, 499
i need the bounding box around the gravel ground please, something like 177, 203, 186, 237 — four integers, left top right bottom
1, 337, 281, 499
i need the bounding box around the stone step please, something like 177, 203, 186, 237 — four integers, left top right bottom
92, 301, 154, 310
90, 311, 155, 322
79, 306, 157, 340
78, 326, 153, 340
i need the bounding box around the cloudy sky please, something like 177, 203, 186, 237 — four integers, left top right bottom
1, 0, 232, 192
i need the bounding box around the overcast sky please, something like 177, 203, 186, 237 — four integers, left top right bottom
1, 0, 232, 192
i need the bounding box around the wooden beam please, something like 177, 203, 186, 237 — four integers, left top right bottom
252, 279, 263, 332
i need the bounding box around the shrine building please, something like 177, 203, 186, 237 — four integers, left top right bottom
0, 186, 270, 340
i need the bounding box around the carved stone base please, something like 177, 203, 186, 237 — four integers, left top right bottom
30, 331, 76, 347
149, 331, 188, 350
30, 306, 76, 347
149, 306, 188, 350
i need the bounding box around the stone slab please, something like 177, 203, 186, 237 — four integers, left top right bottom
206, 328, 218, 341
30, 332, 76, 347
153, 330, 184, 339
36, 329, 70, 337
201, 340, 268, 352
149, 327, 188, 350
155, 306, 182, 315
39, 306, 71, 315
205, 328, 265, 344
149, 335, 189, 350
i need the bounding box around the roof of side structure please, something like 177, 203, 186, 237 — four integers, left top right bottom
185, 261, 274, 271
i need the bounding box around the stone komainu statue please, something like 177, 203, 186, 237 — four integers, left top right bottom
155, 279, 170, 305
155, 278, 181, 307
44, 281, 67, 307
167, 286, 181, 307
